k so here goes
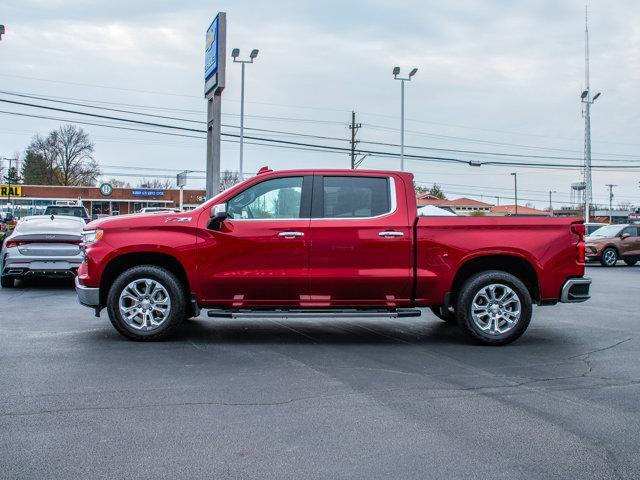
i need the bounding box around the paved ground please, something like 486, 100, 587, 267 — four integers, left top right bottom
1, 265, 639, 480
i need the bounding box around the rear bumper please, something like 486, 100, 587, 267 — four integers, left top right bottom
2, 251, 82, 277
75, 276, 100, 308
560, 277, 591, 303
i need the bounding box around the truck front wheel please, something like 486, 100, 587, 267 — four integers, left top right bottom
106, 265, 187, 341
455, 271, 532, 346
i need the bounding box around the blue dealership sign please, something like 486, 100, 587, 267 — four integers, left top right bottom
204, 15, 219, 81
132, 189, 164, 197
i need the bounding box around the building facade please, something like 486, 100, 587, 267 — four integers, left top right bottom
0, 184, 207, 218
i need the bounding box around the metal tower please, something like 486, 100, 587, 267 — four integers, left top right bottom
580, 6, 601, 222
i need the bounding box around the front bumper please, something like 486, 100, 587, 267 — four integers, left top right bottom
75, 276, 100, 308
560, 277, 591, 303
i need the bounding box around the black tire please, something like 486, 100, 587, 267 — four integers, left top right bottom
455, 270, 532, 346
429, 306, 457, 324
623, 258, 637, 266
0, 275, 15, 288
106, 265, 187, 341
600, 247, 618, 267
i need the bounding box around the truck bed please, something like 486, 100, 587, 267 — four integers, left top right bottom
414, 216, 584, 306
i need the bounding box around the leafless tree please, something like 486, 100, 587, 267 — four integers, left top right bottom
26, 125, 100, 186
137, 178, 174, 189
107, 178, 131, 188
220, 170, 241, 192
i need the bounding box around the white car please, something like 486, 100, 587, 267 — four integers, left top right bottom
0, 216, 85, 288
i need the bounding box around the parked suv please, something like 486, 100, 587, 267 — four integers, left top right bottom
43, 205, 91, 224
585, 224, 640, 266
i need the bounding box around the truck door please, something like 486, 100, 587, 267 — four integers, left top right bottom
307, 174, 413, 307
197, 175, 312, 307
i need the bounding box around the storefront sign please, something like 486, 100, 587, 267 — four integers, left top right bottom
0, 185, 21, 197
99, 183, 113, 196
131, 189, 164, 197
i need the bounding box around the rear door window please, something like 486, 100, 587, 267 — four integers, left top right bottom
320, 176, 390, 218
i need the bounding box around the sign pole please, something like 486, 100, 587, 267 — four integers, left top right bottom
206, 92, 222, 198
204, 12, 226, 199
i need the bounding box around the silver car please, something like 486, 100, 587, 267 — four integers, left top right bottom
0, 215, 85, 288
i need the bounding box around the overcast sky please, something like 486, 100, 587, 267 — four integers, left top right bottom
1, 0, 639, 209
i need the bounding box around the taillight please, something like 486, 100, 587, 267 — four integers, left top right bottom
5, 239, 80, 248
5, 240, 20, 248
571, 223, 585, 238
571, 222, 586, 263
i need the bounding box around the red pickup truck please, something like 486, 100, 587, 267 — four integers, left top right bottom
75, 169, 590, 345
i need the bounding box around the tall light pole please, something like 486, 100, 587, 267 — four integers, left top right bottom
393, 66, 418, 171
581, 7, 601, 223
606, 184, 617, 224
548, 190, 557, 215
232, 48, 259, 179
511, 172, 518, 215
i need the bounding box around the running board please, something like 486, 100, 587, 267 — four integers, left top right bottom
206, 308, 422, 319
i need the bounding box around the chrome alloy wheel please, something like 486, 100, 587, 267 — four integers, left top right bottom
603, 249, 617, 266
118, 278, 172, 331
471, 283, 521, 335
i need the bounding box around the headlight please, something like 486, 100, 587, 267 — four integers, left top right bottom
81, 229, 103, 246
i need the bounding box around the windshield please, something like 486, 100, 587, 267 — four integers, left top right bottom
588, 225, 623, 238
44, 206, 87, 218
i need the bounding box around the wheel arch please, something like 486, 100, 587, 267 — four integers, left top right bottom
99, 252, 191, 307
450, 254, 540, 304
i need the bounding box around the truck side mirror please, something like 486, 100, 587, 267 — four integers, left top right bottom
208, 203, 229, 230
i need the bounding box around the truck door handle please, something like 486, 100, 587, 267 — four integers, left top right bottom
278, 231, 304, 238
378, 231, 404, 237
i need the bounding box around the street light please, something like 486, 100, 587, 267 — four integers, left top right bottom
232, 47, 259, 179
393, 66, 418, 171
581, 88, 602, 223
511, 172, 518, 215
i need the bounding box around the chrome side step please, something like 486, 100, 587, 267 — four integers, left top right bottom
206, 308, 422, 319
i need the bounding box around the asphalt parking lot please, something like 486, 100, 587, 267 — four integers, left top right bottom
1, 266, 638, 480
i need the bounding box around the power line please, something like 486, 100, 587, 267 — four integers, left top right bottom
4, 100, 640, 170
4, 90, 640, 163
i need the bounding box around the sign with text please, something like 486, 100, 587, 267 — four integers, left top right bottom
131, 189, 164, 197
204, 12, 226, 95
0, 185, 21, 197
204, 15, 219, 81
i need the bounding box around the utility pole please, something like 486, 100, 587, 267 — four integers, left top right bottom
581, 6, 601, 223
606, 183, 617, 224
349, 111, 361, 169
511, 172, 518, 215
548, 190, 557, 216
495, 196, 500, 206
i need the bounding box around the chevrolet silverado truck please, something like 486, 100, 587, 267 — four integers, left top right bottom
75, 168, 591, 345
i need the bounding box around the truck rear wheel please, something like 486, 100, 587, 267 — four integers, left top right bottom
455, 271, 532, 346
106, 265, 187, 341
